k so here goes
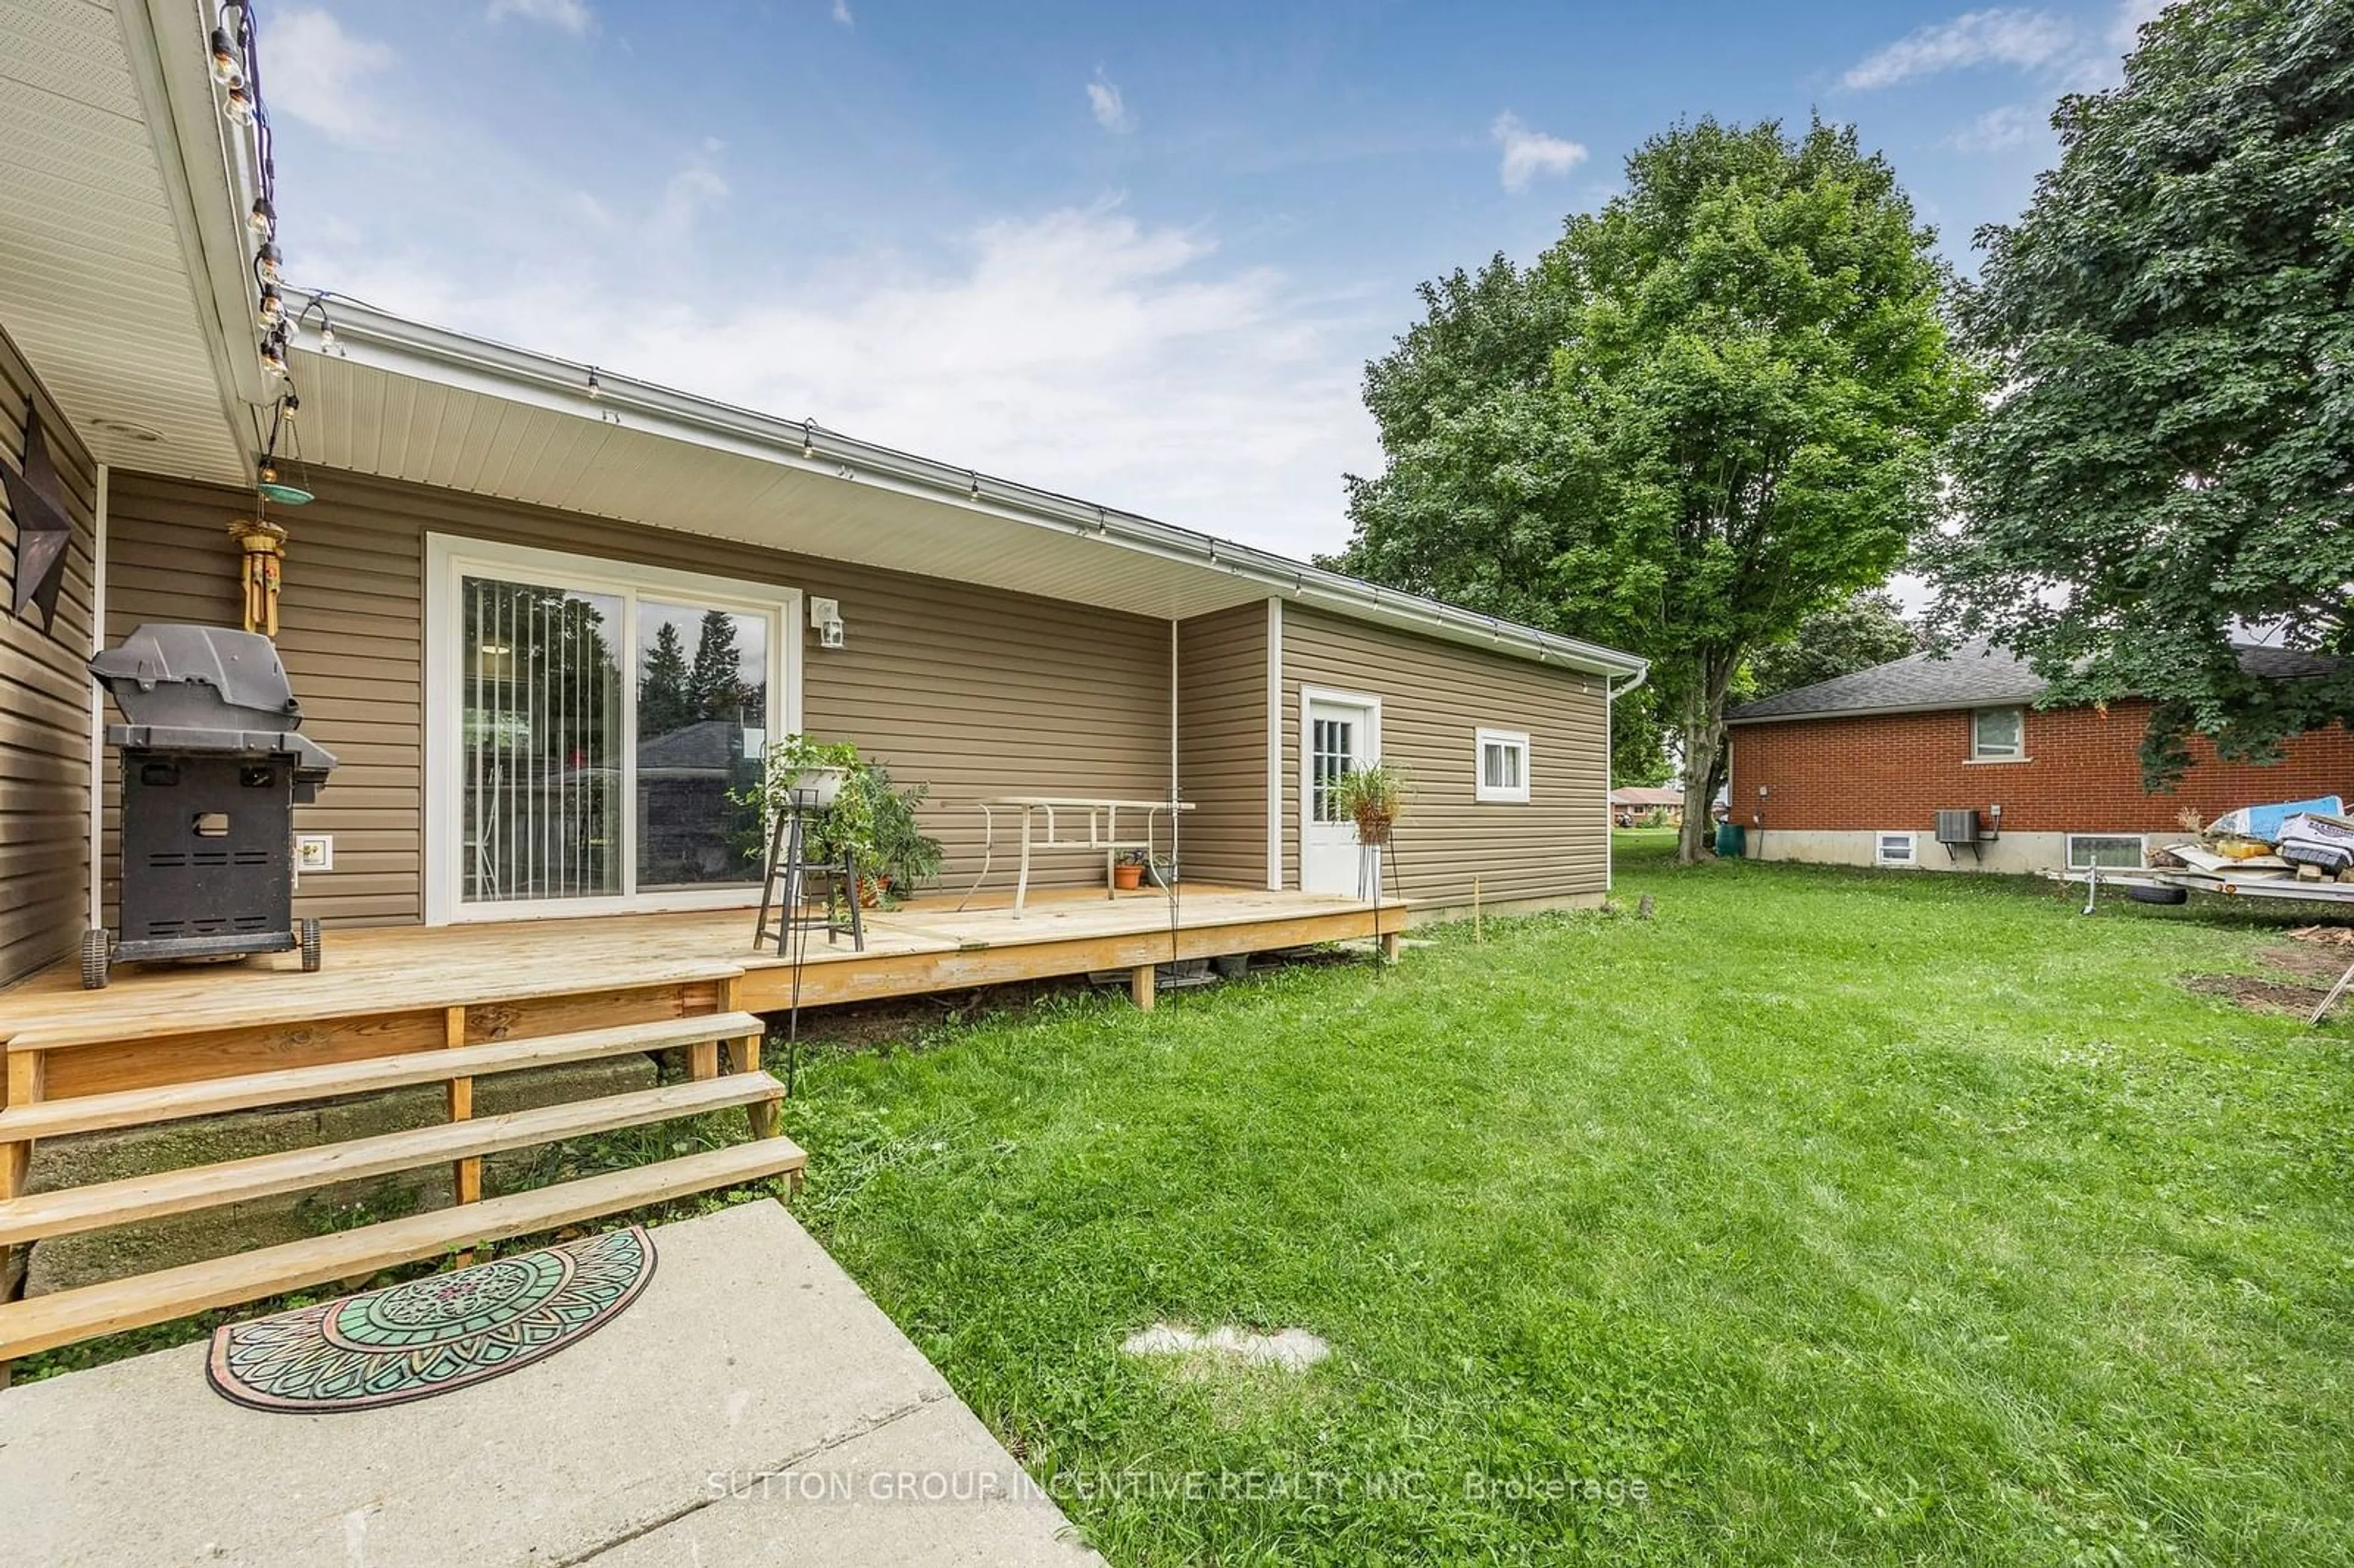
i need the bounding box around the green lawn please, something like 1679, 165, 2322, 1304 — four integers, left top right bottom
782, 833, 2354, 1566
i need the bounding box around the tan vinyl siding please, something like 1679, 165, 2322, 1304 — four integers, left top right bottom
1175, 601, 1270, 887
1279, 604, 1609, 907
0, 322, 96, 986
103, 467, 1173, 927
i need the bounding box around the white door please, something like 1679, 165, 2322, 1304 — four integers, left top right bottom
1301, 691, 1377, 896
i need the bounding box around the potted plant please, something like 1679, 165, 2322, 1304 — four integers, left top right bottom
1333, 761, 1409, 845
1113, 848, 1147, 891
749, 733, 858, 813
842, 761, 945, 905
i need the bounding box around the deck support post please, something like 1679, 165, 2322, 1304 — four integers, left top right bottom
720, 978, 780, 1140
3, 1052, 43, 1202
1380, 931, 1402, 964
444, 1006, 481, 1206
1130, 964, 1156, 1011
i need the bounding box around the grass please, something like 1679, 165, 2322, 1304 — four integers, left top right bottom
779, 833, 2354, 1566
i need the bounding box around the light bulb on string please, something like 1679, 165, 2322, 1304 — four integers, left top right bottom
257, 286, 285, 330
249, 197, 275, 238
210, 27, 240, 83
259, 334, 287, 378
224, 82, 256, 127
257, 243, 283, 286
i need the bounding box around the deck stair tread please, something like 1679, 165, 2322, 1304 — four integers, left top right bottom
0, 1071, 785, 1246
0, 1138, 807, 1362
0, 1013, 767, 1143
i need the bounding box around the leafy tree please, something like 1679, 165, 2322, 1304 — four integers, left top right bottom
1748, 588, 1919, 699
1338, 118, 1977, 860
1923, 0, 2354, 782
1610, 688, 1673, 788
638, 618, 693, 738
687, 609, 748, 722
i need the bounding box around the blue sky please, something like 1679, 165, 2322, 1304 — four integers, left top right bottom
265, 0, 2158, 561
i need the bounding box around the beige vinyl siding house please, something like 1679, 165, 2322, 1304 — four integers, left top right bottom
102, 468, 1178, 928
1277, 604, 1611, 915
0, 326, 97, 986
1175, 602, 1273, 889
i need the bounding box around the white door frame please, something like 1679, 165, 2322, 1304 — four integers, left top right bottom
1298, 683, 1382, 897
423, 534, 803, 926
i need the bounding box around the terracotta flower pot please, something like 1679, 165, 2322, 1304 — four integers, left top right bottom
1113, 862, 1145, 890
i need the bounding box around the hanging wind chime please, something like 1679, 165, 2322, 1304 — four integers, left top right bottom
229, 391, 312, 638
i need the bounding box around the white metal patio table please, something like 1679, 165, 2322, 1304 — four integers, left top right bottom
958, 796, 1194, 916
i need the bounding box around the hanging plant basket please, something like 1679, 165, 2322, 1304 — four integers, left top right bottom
1354, 808, 1395, 846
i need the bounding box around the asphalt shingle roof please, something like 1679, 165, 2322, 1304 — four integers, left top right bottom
1727, 639, 2340, 723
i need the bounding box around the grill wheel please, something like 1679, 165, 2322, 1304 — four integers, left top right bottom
81, 928, 111, 990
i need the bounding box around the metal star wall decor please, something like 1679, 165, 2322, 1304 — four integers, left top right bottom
3, 406, 74, 628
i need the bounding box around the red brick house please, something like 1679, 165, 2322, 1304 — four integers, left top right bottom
1724, 641, 2352, 873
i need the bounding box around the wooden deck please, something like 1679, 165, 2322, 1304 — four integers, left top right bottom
0, 883, 1398, 1081
0, 883, 1400, 1366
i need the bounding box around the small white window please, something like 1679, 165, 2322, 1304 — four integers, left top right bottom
1475, 728, 1531, 803
1970, 707, 2025, 762
2066, 834, 2146, 870
1875, 832, 1918, 867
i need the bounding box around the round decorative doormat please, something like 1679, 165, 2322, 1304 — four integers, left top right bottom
206, 1226, 657, 1414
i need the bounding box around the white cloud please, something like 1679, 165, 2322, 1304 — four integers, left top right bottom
1945, 103, 2045, 153
1087, 69, 1135, 134
487, 0, 595, 33
1840, 9, 2074, 89
831, 0, 854, 25
652, 164, 729, 233
302, 204, 1378, 555
267, 10, 397, 141
1490, 112, 1586, 194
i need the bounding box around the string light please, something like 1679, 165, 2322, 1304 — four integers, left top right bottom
249, 197, 275, 238
259, 333, 287, 378
209, 27, 240, 83
224, 81, 255, 127
256, 242, 283, 285
256, 286, 285, 329
802, 420, 817, 459
586, 367, 602, 400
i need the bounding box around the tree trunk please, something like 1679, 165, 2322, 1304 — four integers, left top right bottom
1676, 721, 1718, 865
1674, 651, 1738, 866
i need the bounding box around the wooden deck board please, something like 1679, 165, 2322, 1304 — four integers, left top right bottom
0, 886, 1402, 1056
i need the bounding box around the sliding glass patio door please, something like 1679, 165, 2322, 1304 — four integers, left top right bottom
427, 538, 799, 924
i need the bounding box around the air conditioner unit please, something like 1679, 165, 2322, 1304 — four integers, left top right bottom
1937, 808, 1983, 864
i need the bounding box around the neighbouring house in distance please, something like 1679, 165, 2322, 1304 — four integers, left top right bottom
1724, 640, 2351, 875
1609, 786, 1685, 828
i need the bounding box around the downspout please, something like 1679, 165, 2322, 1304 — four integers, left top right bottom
86, 463, 110, 927
1604, 665, 1648, 895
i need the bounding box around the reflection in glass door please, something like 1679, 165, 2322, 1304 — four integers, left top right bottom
461, 577, 623, 907
634, 600, 769, 891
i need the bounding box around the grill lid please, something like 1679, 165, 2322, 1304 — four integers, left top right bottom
91, 623, 302, 733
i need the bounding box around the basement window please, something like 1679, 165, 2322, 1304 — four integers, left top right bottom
1970, 706, 2027, 762
2066, 834, 2146, 871
1476, 728, 1531, 803
1875, 832, 1918, 867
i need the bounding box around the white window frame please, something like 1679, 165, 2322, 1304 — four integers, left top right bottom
1474, 727, 1532, 804
424, 535, 803, 926
2065, 833, 2147, 872
1875, 831, 1918, 867
1968, 706, 2028, 763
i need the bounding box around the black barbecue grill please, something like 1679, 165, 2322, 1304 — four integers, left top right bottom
83, 623, 337, 989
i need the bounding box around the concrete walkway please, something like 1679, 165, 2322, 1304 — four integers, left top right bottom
0, 1202, 1104, 1567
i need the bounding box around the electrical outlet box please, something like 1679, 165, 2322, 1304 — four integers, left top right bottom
295, 833, 333, 872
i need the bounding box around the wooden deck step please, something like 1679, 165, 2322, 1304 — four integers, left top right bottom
0, 1073, 785, 1246
0, 1013, 767, 1143
0, 1138, 807, 1362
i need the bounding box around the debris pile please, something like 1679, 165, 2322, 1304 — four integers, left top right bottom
2149, 794, 2353, 885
